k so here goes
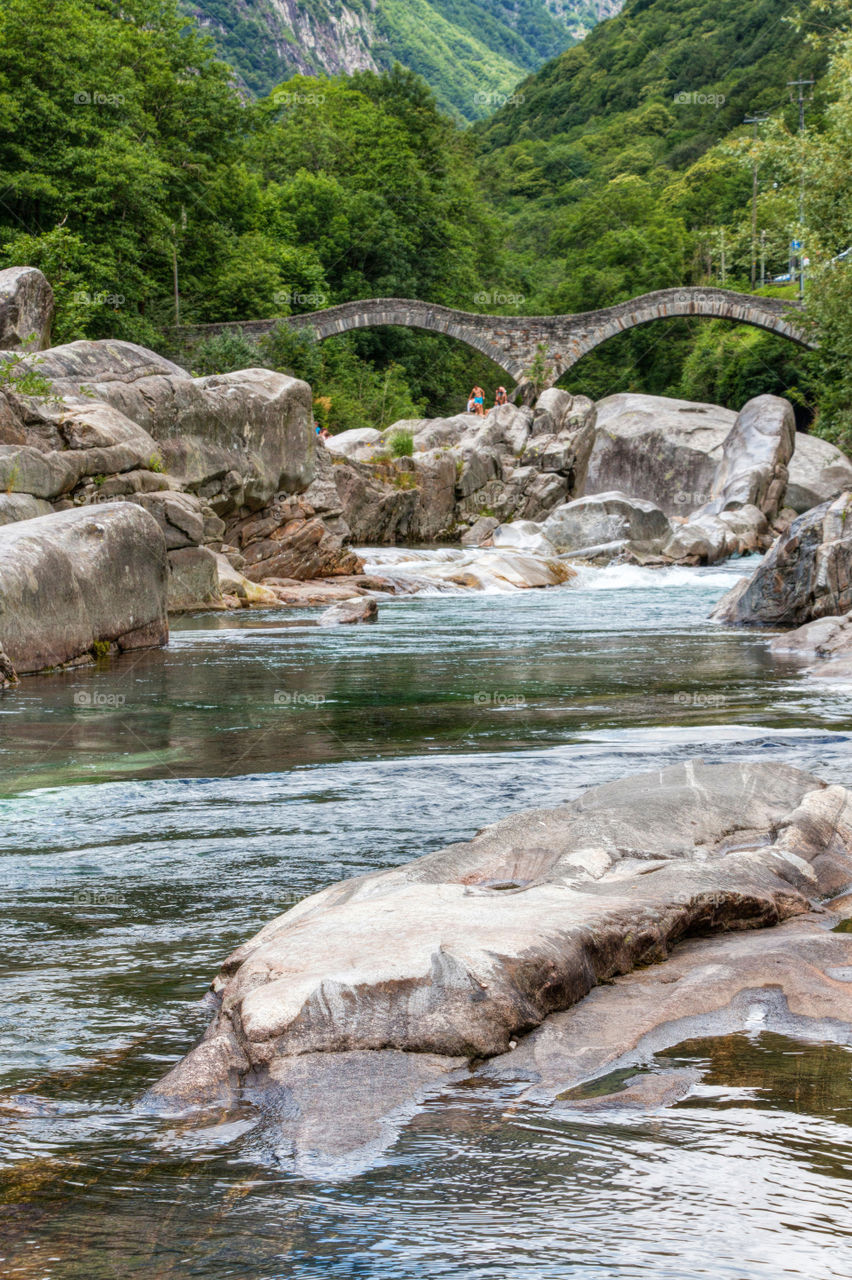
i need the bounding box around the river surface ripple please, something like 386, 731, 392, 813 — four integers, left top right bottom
2, 555, 852, 1278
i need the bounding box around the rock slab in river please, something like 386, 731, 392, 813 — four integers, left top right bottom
148, 761, 852, 1110
0, 503, 168, 672
319, 597, 378, 625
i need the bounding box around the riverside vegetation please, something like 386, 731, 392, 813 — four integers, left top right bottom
2, 0, 852, 442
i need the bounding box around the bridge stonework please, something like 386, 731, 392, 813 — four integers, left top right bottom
180, 288, 813, 388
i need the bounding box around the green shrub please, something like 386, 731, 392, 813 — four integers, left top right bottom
388, 429, 414, 457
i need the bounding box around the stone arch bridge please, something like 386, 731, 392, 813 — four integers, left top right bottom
182, 287, 812, 388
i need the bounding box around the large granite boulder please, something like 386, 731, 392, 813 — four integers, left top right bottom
27, 340, 315, 513
0, 266, 54, 350
711, 492, 852, 626
584, 393, 735, 516
147, 761, 852, 1116
786, 432, 852, 513
695, 394, 795, 520
0, 503, 168, 673
542, 490, 671, 554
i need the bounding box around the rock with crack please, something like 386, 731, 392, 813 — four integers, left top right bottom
146, 761, 852, 1121
0, 266, 54, 350
711, 491, 852, 626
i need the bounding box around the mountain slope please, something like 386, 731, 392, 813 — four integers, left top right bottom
473, 0, 838, 402
185, 0, 624, 117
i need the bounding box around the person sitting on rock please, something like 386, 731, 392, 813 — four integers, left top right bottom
467, 391, 477, 413
494, 386, 508, 408
473, 386, 485, 416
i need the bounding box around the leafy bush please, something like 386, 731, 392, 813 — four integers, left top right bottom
190, 332, 261, 377
388, 429, 414, 456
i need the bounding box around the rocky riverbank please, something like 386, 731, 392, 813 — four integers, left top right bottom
4, 265, 852, 677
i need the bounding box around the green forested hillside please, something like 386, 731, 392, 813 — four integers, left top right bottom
0, 1, 508, 425
2, 0, 852, 437
186, 0, 620, 119
474, 0, 848, 414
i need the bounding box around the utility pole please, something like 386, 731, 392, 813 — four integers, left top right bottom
760, 228, 766, 287
744, 114, 769, 289
788, 79, 813, 302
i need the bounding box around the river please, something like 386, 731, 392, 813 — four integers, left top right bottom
2, 551, 852, 1278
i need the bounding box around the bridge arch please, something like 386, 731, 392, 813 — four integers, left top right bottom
291, 299, 527, 381
178, 288, 814, 389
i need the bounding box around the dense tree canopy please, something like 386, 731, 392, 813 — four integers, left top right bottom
2, 0, 852, 437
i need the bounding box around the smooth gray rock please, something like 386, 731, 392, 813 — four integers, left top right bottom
167, 546, 222, 612
786, 433, 852, 513
27, 341, 315, 512
0, 504, 168, 672
697, 394, 795, 520
542, 490, 671, 552
148, 760, 850, 1112
324, 428, 383, 462
0, 493, 52, 525
0, 266, 54, 350
319, 597, 378, 626
711, 492, 852, 626
584, 393, 735, 516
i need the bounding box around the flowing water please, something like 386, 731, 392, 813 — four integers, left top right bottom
3, 551, 852, 1278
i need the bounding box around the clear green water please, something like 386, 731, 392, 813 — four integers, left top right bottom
2, 556, 852, 1278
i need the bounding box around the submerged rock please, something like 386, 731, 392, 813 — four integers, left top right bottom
319, 597, 378, 626
148, 761, 852, 1119
0, 503, 168, 672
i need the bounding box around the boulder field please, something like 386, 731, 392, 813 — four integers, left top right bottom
3, 266, 852, 676
144, 760, 852, 1175
329, 390, 846, 567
